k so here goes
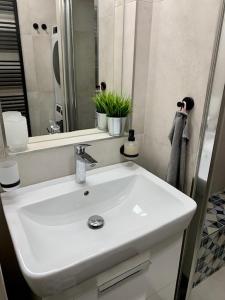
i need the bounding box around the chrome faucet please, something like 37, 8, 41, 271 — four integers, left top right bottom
47, 120, 61, 134
75, 144, 97, 183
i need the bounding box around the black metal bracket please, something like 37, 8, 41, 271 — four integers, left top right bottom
33, 23, 39, 30
177, 97, 195, 111
41, 24, 47, 31
100, 81, 107, 91
120, 145, 139, 158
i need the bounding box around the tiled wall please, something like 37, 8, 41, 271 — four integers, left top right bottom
98, 0, 116, 91
15, 137, 128, 187
98, 0, 138, 97
193, 192, 225, 286
98, 0, 126, 93
138, 0, 222, 194
122, 0, 136, 96
17, 0, 57, 136
98, 0, 153, 133
132, 0, 152, 134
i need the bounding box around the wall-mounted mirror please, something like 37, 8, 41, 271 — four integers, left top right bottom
0, 0, 131, 141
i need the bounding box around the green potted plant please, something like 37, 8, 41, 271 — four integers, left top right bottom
93, 92, 108, 131
105, 92, 132, 136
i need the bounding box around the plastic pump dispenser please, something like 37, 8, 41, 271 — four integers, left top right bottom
124, 129, 139, 157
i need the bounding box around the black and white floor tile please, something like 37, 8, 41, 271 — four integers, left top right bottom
193, 191, 225, 287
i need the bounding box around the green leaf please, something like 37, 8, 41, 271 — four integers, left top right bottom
93, 91, 132, 117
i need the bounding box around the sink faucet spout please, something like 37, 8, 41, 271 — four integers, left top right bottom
75, 144, 97, 183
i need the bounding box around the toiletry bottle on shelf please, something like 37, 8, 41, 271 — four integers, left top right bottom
123, 129, 139, 158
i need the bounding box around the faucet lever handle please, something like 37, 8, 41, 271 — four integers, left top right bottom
75, 144, 91, 155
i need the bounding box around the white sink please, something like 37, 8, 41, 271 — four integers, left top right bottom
1, 162, 196, 297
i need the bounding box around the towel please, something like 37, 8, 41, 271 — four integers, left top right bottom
166, 111, 189, 192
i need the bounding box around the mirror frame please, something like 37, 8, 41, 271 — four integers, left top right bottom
0, 0, 135, 155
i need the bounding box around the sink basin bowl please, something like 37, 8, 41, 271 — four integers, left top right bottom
1, 162, 196, 297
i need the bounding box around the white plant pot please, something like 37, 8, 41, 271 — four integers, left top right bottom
97, 112, 107, 131
107, 117, 127, 136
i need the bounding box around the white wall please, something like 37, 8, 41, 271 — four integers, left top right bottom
132, 0, 153, 134
122, 0, 137, 97
135, 0, 222, 194
98, 0, 125, 93
98, 0, 115, 91
15, 137, 127, 187
98, 0, 137, 97
17, 0, 57, 136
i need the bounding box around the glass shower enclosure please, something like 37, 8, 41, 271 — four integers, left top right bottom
176, 1, 225, 299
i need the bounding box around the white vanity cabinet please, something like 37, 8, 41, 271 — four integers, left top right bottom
2, 163, 195, 300
42, 233, 182, 300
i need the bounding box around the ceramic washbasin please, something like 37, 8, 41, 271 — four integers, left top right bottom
1, 162, 196, 297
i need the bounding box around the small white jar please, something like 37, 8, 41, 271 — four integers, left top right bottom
0, 160, 20, 191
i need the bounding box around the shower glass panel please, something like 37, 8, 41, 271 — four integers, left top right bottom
177, 2, 225, 299
63, 0, 97, 132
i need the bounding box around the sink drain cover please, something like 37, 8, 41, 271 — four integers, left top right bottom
88, 215, 104, 229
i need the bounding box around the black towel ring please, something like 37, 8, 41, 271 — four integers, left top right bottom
177, 97, 194, 111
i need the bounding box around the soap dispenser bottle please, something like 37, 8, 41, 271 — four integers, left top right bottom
123, 129, 139, 158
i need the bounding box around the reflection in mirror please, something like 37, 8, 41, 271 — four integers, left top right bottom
0, 0, 127, 141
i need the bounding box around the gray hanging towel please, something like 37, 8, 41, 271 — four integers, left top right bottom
166, 111, 189, 192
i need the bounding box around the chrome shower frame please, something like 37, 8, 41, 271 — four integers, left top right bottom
175, 1, 225, 299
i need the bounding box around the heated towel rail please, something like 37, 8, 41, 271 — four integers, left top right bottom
0, 0, 31, 135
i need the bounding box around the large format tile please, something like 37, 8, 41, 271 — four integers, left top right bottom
39, 92, 55, 135
98, 0, 115, 18
122, 0, 136, 96
139, 0, 221, 197
113, 4, 124, 92
16, 0, 31, 35
20, 34, 38, 92
28, 0, 57, 25
27, 91, 55, 137
98, 15, 114, 90
132, 0, 152, 134
32, 35, 54, 93
27, 91, 41, 136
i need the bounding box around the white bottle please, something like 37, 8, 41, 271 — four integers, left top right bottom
3, 113, 28, 152
124, 129, 139, 157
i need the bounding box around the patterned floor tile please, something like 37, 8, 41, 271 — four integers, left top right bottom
204, 220, 223, 235
209, 194, 223, 204
215, 192, 225, 201
207, 202, 215, 211
217, 228, 225, 246
207, 208, 225, 225
218, 217, 225, 225
210, 205, 225, 216
212, 256, 224, 271
206, 213, 218, 222
193, 270, 207, 287
193, 192, 225, 287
